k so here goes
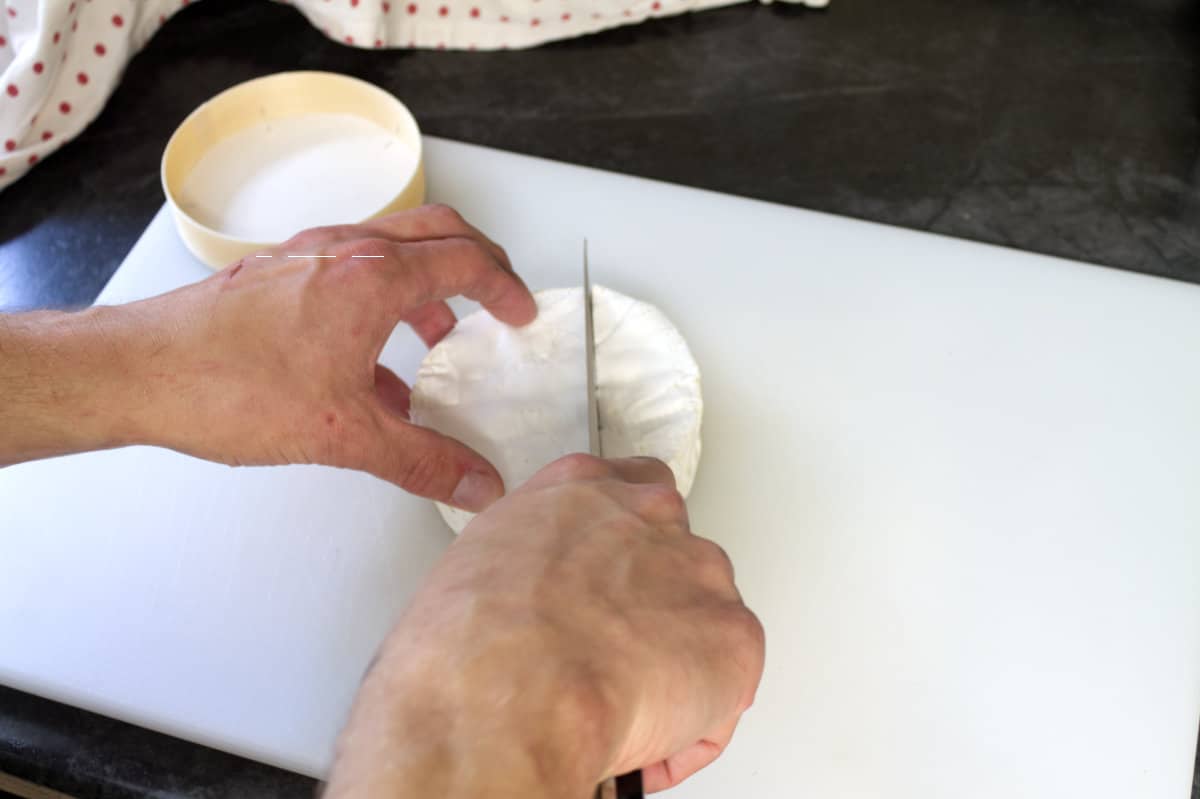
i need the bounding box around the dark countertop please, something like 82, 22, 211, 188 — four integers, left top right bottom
0, 0, 1198, 796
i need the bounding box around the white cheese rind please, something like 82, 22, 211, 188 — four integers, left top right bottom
410, 286, 703, 534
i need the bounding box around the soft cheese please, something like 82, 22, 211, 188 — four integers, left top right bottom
411, 285, 703, 533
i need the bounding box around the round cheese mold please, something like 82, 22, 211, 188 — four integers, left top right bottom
410, 285, 703, 534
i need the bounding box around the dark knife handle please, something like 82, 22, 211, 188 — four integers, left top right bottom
615, 770, 644, 797
595, 770, 644, 799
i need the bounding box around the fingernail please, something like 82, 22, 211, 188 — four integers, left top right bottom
451, 469, 503, 512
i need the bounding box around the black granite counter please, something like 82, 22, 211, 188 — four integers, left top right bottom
1, 0, 1198, 795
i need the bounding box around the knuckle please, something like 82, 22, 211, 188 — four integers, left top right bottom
729, 606, 766, 710
289, 224, 345, 247
544, 452, 609, 483
282, 229, 318, 250
494, 242, 512, 265
445, 235, 493, 271
694, 536, 735, 580
337, 237, 393, 260
423, 202, 465, 227
741, 607, 766, 653
443, 237, 506, 288
636, 483, 688, 523
722, 605, 766, 663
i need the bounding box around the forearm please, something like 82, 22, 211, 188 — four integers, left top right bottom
329, 699, 571, 798
0, 305, 157, 466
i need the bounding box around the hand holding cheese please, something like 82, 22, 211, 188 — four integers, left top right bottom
326, 454, 765, 798
0, 205, 535, 511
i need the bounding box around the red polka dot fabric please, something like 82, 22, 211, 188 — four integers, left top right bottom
0, 0, 827, 190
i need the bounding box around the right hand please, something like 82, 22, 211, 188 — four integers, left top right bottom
327, 454, 765, 797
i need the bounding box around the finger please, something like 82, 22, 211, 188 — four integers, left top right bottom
362, 204, 517, 276
374, 364, 412, 420
374, 237, 536, 327
296, 204, 516, 277
403, 300, 457, 348
520, 454, 674, 492
361, 414, 504, 512
639, 714, 741, 793
606, 456, 676, 488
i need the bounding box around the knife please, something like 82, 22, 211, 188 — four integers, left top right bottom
585, 241, 645, 799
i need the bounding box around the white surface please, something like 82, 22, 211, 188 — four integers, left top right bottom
178, 113, 418, 240
411, 285, 703, 534
3, 137, 1200, 797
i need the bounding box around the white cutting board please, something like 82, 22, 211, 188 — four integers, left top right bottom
3, 137, 1200, 798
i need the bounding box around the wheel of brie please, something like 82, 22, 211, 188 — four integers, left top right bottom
411, 285, 703, 534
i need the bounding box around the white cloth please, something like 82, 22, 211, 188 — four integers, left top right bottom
0, 0, 826, 191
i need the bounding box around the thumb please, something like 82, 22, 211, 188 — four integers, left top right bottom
362, 415, 505, 512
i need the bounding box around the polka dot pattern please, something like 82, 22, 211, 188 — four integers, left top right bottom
0, 0, 832, 191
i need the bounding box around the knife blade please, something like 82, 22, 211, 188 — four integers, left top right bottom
584, 239, 602, 458
585, 241, 644, 799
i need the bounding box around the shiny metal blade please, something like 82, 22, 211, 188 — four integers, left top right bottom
584, 239, 602, 457
585, 243, 644, 799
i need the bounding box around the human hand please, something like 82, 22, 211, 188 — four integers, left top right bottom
327, 454, 765, 797
121, 204, 536, 510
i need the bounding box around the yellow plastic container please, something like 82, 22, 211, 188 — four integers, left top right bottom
161, 71, 425, 269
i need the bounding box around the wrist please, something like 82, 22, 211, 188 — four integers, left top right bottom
327, 626, 617, 798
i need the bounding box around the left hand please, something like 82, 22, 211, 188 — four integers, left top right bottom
116, 204, 536, 509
